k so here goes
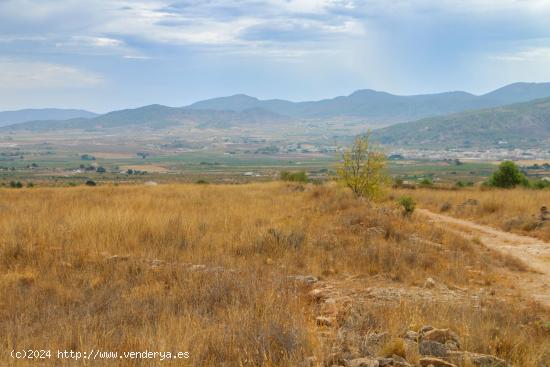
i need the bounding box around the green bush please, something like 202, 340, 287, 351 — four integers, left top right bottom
85, 180, 96, 186
280, 171, 308, 183
488, 161, 528, 188
196, 179, 209, 185
9, 181, 23, 188
398, 196, 416, 216
419, 178, 433, 187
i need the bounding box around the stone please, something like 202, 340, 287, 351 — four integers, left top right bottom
420, 325, 435, 334
469, 353, 507, 367
376, 358, 393, 366
422, 328, 461, 349
404, 330, 419, 341
419, 340, 449, 357
347, 357, 380, 367
447, 351, 508, 367
419, 357, 457, 367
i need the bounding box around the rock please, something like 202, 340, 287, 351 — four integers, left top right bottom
144, 181, 158, 186
404, 330, 419, 341
469, 353, 507, 367
315, 316, 334, 327
347, 357, 379, 367
419, 340, 449, 357
447, 351, 508, 367
422, 328, 461, 349
424, 277, 436, 288
419, 357, 457, 367
420, 325, 435, 334
289, 274, 319, 285
376, 358, 393, 366
392, 354, 412, 367
361, 332, 390, 355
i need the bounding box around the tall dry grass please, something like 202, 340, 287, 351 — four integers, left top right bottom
395, 187, 550, 240
0, 183, 548, 366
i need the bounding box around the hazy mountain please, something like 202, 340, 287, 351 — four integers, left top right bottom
186, 82, 550, 122
3, 82, 550, 132
0, 108, 97, 127
2, 105, 289, 131
373, 97, 550, 148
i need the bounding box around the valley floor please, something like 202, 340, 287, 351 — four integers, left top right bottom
0, 183, 548, 366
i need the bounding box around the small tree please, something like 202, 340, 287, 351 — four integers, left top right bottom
488, 161, 528, 188
398, 196, 416, 216
337, 132, 389, 199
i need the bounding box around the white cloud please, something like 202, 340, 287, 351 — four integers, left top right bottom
0, 59, 103, 89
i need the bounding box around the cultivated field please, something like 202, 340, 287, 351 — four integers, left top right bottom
0, 183, 549, 366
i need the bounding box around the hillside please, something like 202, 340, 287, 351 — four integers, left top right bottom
187, 82, 550, 122
373, 97, 550, 148
1, 105, 289, 131
3, 82, 550, 132
0, 108, 97, 127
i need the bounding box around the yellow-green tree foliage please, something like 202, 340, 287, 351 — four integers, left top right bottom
337, 132, 389, 199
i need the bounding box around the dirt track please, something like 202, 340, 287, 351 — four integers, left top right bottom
418, 209, 550, 307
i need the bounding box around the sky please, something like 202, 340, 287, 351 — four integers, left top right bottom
1, 0, 550, 112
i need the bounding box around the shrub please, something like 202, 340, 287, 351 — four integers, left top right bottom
279, 171, 308, 183
419, 178, 433, 187
96, 166, 106, 173
9, 181, 23, 188
398, 196, 416, 216
337, 132, 389, 199
196, 179, 209, 184
85, 180, 96, 186
488, 161, 528, 188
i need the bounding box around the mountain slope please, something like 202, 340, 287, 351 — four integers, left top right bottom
0, 108, 97, 127
186, 82, 550, 122
373, 97, 550, 148
1, 105, 289, 131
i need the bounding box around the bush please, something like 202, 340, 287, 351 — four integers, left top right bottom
196, 179, 209, 185
488, 161, 528, 188
398, 196, 415, 216
280, 171, 308, 183
85, 180, 96, 186
9, 181, 23, 188
96, 166, 106, 173
532, 179, 550, 189
419, 178, 433, 187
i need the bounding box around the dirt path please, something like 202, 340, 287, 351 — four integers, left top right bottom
417, 208, 550, 306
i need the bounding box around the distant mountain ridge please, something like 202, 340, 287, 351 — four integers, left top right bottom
2, 82, 550, 131
186, 82, 550, 122
0, 108, 97, 127
372, 97, 550, 148
2, 105, 289, 131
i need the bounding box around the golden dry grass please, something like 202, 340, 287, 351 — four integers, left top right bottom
394, 187, 550, 240
0, 183, 549, 366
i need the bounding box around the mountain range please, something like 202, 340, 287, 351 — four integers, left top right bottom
1, 82, 550, 148
0, 108, 97, 128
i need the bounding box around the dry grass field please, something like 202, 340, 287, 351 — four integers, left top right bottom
396, 188, 550, 241
0, 183, 549, 366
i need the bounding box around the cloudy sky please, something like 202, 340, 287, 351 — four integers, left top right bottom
1, 0, 550, 112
